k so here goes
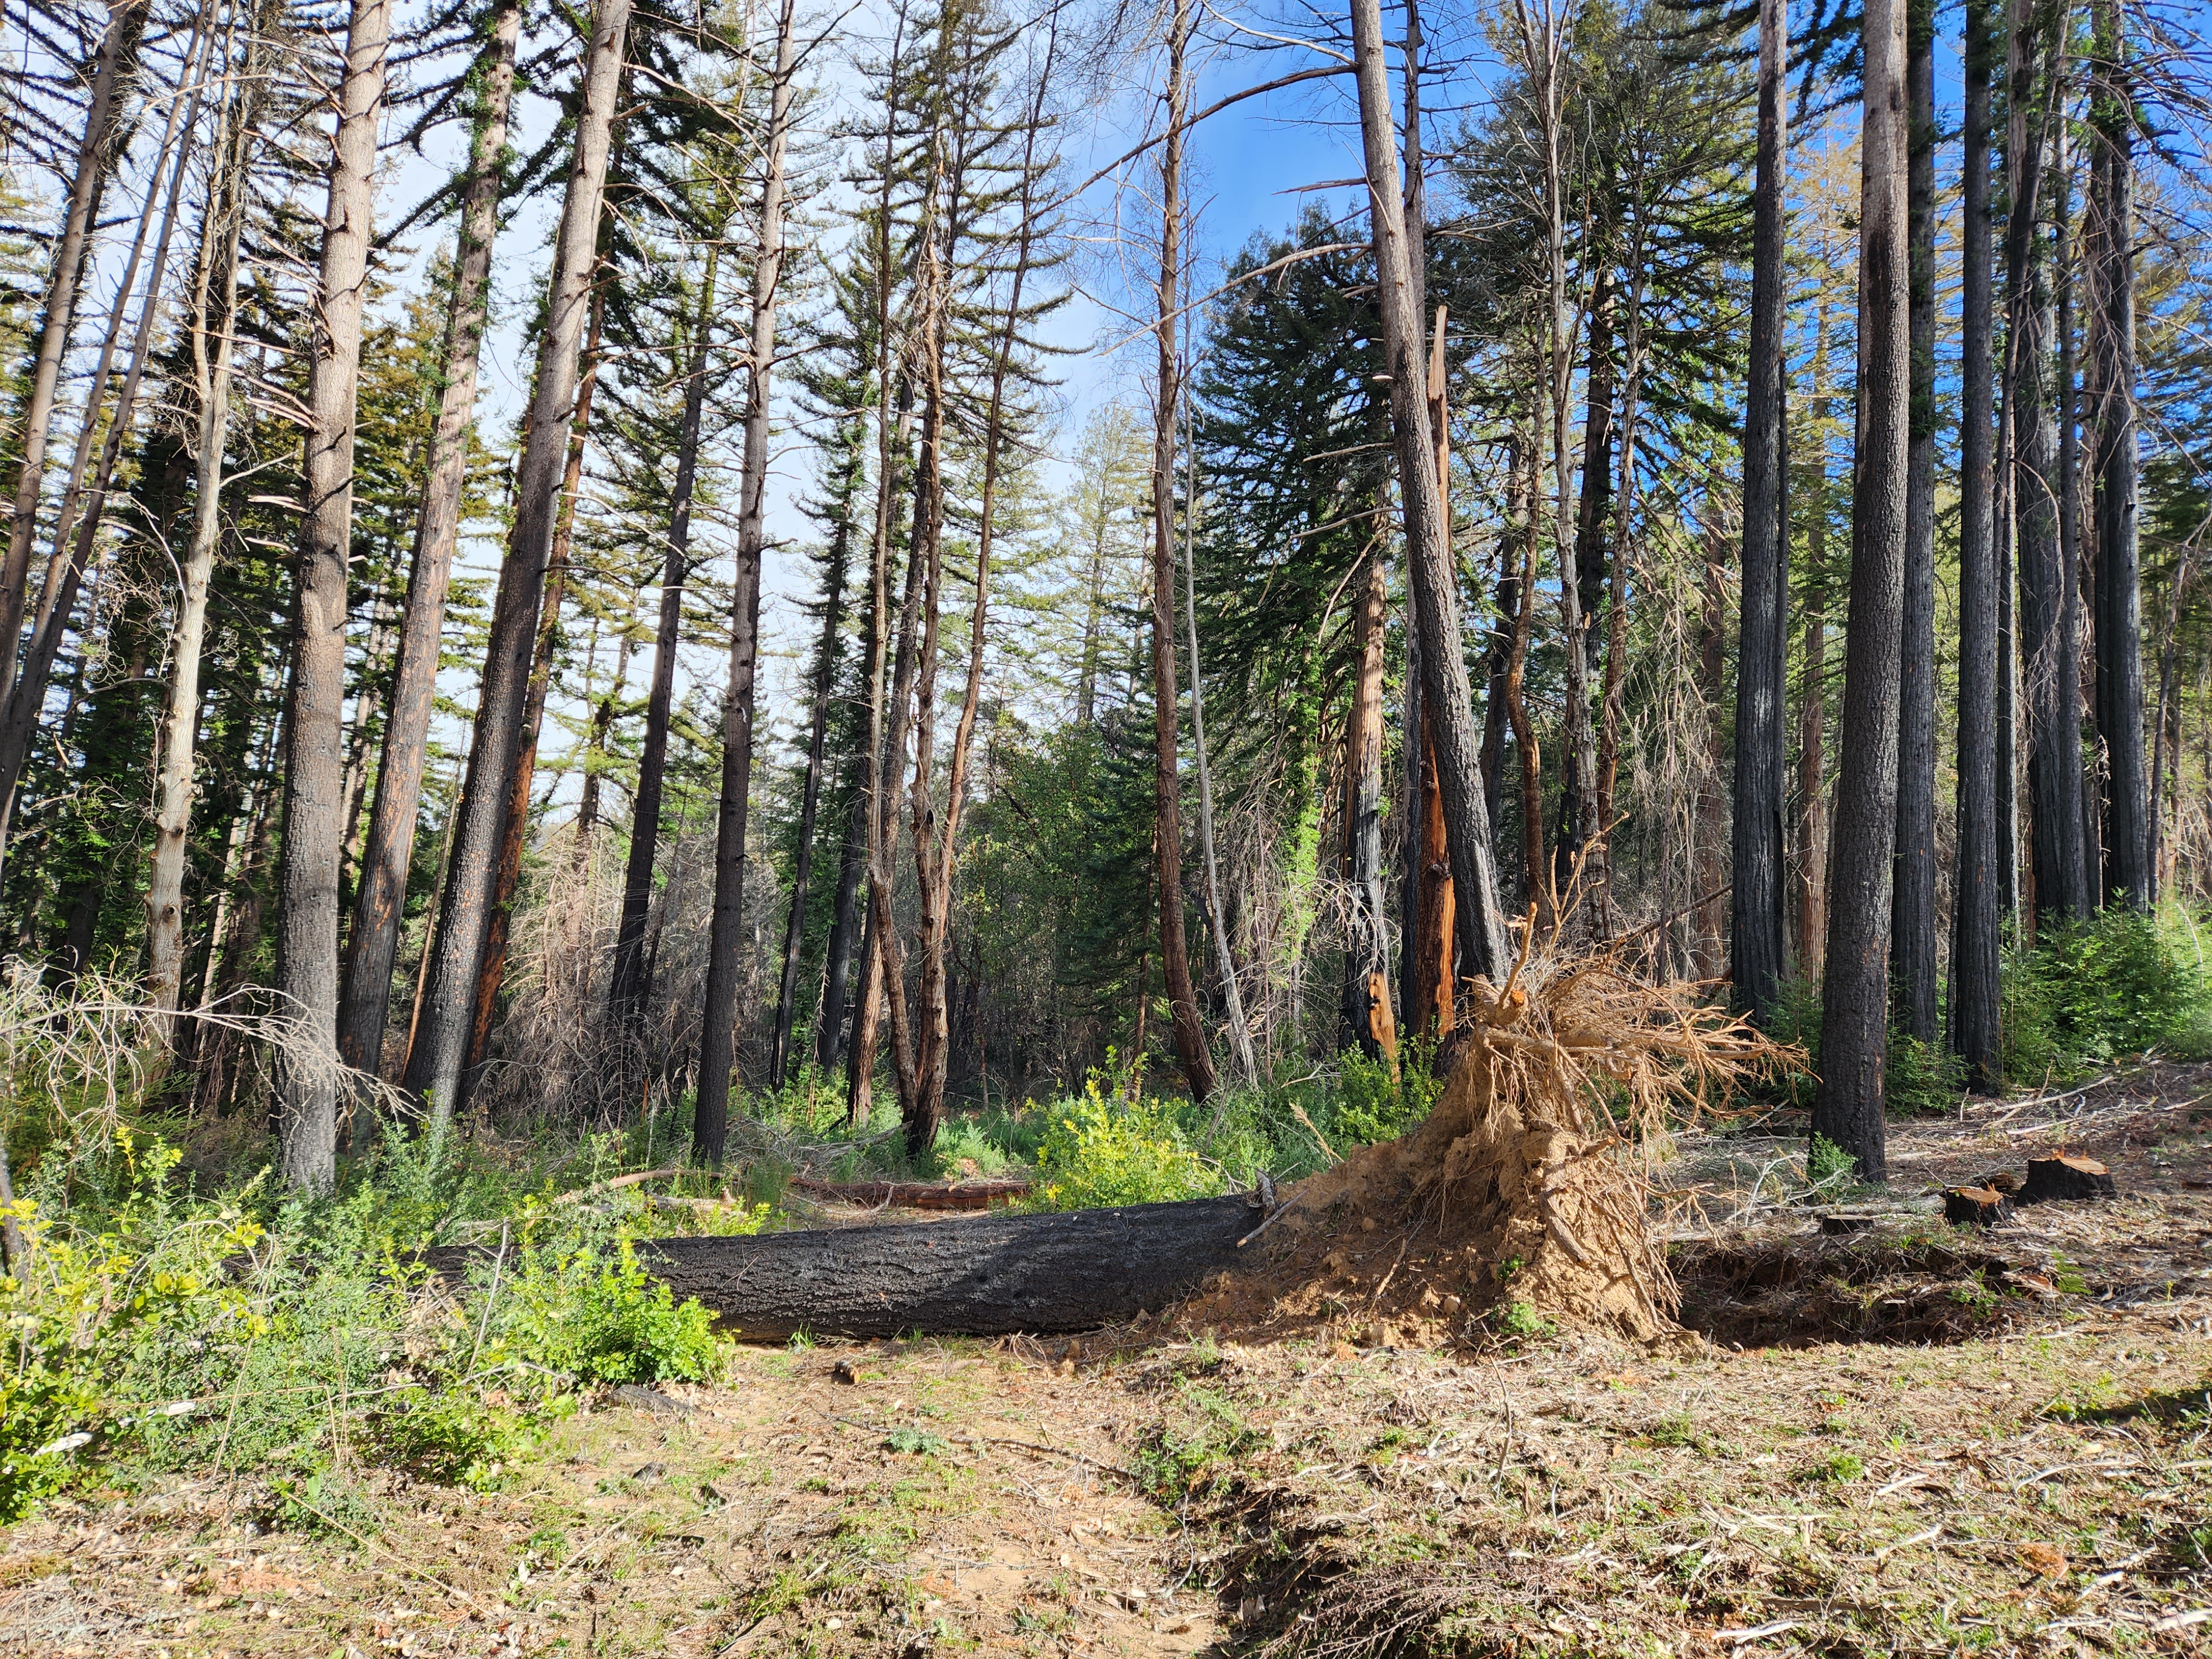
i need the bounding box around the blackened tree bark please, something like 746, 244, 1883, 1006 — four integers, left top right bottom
611, 254, 719, 1022
1812, 0, 1909, 1184
403, 0, 632, 1124
1731, 0, 1790, 1024
1892, 0, 1939, 1042
337, 0, 520, 1075
0, 0, 150, 709
2008, 2, 2088, 932
1149, 0, 1219, 1101
2090, 0, 2147, 908
1953, 0, 2003, 1089
275, 0, 392, 1191
693, 0, 796, 1165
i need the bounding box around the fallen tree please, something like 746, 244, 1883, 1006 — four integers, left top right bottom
631, 1193, 1260, 1340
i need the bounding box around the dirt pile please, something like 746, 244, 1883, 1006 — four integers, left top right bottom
1178, 950, 1780, 1349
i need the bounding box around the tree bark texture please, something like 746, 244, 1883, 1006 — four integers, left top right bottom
1892, 0, 1940, 1043
629, 1194, 1260, 1339
1147, 0, 1219, 1103
141, 54, 239, 1021
1731, 0, 1790, 1024
1811, 0, 1909, 1185
402, 0, 632, 1124
275, 0, 392, 1192
693, 0, 795, 1165
1953, 0, 2003, 1089
1403, 315, 1455, 1040
2007, 0, 2087, 932
1350, 0, 1511, 984
338, 0, 520, 1076
2090, 0, 2147, 909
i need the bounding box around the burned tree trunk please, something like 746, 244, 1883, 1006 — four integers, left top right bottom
632, 1194, 1260, 1340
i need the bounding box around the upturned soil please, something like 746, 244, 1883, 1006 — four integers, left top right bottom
4, 1064, 2210, 1657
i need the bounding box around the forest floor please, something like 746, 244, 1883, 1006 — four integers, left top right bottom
4, 1066, 2211, 1658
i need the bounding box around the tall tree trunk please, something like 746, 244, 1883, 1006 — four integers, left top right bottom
337, 0, 519, 1076
2009, 5, 2087, 932
692, 0, 796, 1165
817, 773, 869, 1077
1953, 0, 2003, 1088
402, 0, 632, 1125
772, 522, 853, 1089
1797, 287, 1834, 982
1597, 248, 1647, 940
1148, 0, 1218, 1102
611, 254, 719, 1021
849, 0, 923, 1126
2058, 143, 2098, 907
1811, 0, 1908, 1184
572, 604, 630, 851
2090, 0, 2147, 908
459, 289, 604, 1089
1183, 396, 1260, 1088
1505, 429, 1546, 923
142, 49, 242, 1020
275, 0, 393, 1191
1397, 0, 1453, 1038
1405, 314, 1456, 1040
0, 0, 150, 706
1342, 549, 1395, 1060
1892, 0, 1939, 1041
1733, 0, 1791, 1021
1350, 0, 1511, 984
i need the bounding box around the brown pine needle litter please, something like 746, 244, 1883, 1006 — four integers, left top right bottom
1180, 920, 1793, 1350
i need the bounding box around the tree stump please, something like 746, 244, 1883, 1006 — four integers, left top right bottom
2020, 1154, 2116, 1204
1944, 1186, 2013, 1228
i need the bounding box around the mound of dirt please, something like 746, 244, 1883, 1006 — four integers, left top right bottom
1177, 1032, 1674, 1349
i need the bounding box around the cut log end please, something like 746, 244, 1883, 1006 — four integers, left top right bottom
1944, 1186, 2014, 1228
2020, 1154, 2117, 1206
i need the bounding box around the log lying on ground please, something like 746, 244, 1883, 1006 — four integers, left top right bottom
2021, 1154, 2116, 1204
634, 1193, 1261, 1340
785, 1176, 1032, 1211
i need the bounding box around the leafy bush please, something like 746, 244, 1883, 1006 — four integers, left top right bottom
1330, 1048, 1440, 1147
2004, 907, 2211, 1080
1885, 1030, 1967, 1117
497, 1232, 721, 1385
1029, 1076, 1223, 1210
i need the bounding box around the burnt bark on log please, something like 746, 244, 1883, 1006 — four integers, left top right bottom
633, 1194, 1259, 1340
1944, 1186, 2013, 1228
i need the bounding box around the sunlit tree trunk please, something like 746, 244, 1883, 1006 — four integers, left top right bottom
403, 0, 632, 1125
336, 0, 519, 1076
275, 0, 393, 1190
1812, 0, 1910, 1183
1350, 0, 1511, 983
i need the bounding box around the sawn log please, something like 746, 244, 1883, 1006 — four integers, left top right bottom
634, 1193, 1261, 1340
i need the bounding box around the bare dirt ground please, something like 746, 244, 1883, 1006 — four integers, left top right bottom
4, 1066, 2210, 1658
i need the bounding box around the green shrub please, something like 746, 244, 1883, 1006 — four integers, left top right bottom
498, 1234, 720, 1384
1029, 1077, 1223, 1211
1330, 1048, 1440, 1147
2003, 907, 2210, 1080
1886, 1030, 1967, 1117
